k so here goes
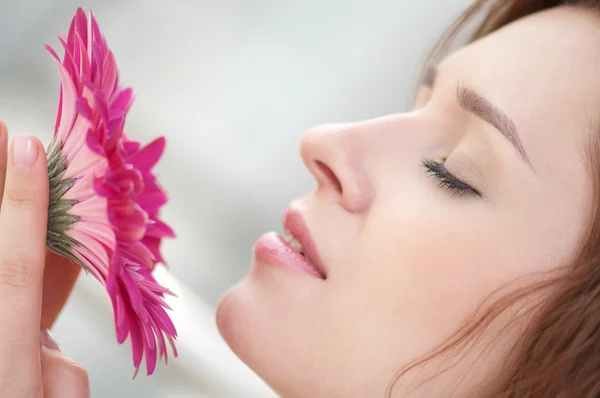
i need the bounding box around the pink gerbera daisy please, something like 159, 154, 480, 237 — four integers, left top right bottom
44, 8, 177, 376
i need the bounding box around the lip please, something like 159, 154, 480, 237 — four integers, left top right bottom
252, 208, 327, 280
282, 208, 327, 279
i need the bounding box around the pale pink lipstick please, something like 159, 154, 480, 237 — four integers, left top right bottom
253, 208, 326, 280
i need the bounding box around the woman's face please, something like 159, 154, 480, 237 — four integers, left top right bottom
217, 6, 600, 397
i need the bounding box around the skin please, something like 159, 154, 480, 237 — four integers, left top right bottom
217, 6, 600, 397
0, 121, 88, 398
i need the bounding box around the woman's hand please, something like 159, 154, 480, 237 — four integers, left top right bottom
0, 122, 88, 397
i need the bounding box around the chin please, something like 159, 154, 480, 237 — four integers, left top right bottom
216, 278, 288, 395
216, 275, 278, 375
216, 279, 252, 358
216, 266, 322, 397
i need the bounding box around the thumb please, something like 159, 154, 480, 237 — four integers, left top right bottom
40, 331, 89, 398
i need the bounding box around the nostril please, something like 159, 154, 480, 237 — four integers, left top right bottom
315, 160, 342, 194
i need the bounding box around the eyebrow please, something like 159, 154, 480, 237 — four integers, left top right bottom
457, 85, 531, 167
423, 67, 532, 167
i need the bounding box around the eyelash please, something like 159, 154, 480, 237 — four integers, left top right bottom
421, 159, 480, 198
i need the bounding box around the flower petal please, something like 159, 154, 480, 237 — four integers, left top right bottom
128, 137, 165, 174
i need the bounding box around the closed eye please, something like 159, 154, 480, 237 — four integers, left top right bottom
422, 159, 480, 198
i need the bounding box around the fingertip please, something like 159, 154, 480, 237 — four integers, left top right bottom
2, 133, 48, 216
41, 348, 90, 398
10, 134, 43, 173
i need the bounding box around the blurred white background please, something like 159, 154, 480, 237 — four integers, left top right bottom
0, 0, 470, 396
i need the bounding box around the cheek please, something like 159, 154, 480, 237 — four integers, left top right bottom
335, 199, 557, 364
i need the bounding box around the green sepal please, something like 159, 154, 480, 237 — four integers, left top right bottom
45, 137, 89, 272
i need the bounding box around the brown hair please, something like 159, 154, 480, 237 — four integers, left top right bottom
388, 1, 600, 397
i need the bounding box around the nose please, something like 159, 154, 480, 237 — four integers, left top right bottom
299, 123, 374, 213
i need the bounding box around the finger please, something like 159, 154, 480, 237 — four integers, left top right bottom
0, 135, 48, 359
0, 122, 9, 203
41, 251, 81, 329
40, 345, 89, 398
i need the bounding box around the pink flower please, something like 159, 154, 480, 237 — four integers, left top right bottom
45, 8, 177, 376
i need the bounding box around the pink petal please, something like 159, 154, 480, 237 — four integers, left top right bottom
128, 137, 165, 174
46, 46, 77, 142
120, 240, 154, 268
101, 51, 118, 96
111, 203, 148, 241
146, 219, 175, 239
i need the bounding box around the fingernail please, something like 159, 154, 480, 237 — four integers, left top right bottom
13, 135, 38, 171
40, 329, 60, 351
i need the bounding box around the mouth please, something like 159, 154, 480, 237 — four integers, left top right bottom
252, 208, 327, 280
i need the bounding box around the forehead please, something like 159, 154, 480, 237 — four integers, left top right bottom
439, 6, 600, 172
